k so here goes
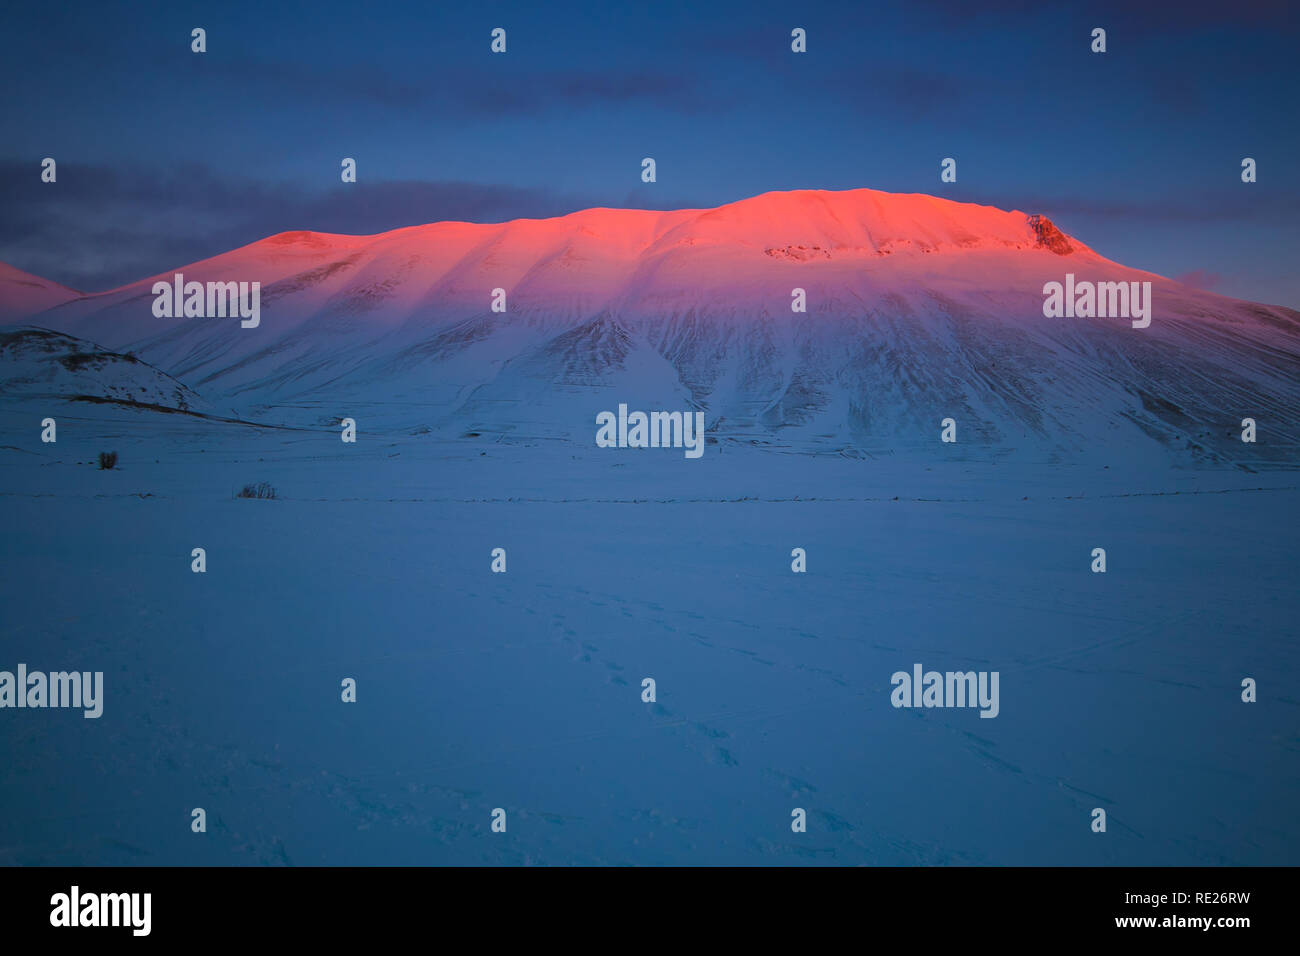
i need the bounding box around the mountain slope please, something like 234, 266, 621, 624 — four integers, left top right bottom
0, 326, 212, 414
0, 263, 81, 322
3, 187, 1298, 462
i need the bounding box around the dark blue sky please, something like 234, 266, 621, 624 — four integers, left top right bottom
2, 0, 1297, 305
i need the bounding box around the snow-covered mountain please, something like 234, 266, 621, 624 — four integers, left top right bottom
0, 263, 80, 323
4, 188, 1298, 461
0, 326, 211, 413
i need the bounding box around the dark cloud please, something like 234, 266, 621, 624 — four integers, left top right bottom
848, 67, 971, 117
185, 53, 722, 117
946, 187, 1300, 225
913, 0, 1295, 30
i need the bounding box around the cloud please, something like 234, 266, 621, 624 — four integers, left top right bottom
189, 53, 721, 117
913, 0, 1295, 30
947, 187, 1300, 225
852, 67, 971, 116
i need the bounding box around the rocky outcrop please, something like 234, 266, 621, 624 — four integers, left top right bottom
1027, 214, 1074, 255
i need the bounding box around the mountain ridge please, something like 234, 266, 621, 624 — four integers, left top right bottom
14, 187, 1105, 301
1, 186, 1296, 464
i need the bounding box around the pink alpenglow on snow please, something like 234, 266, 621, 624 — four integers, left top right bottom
0, 187, 1296, 461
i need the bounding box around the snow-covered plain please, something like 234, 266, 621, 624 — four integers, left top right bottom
1, 399, 1296, 866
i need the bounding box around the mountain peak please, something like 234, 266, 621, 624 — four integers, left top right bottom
231, 186, 1088, 267
0, 262, 82, 320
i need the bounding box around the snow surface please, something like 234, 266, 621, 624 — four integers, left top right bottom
0, 400, 1296, 865
0, 263, 80, 323
1, 187, 1297, 865
14, 188, 1298, 466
